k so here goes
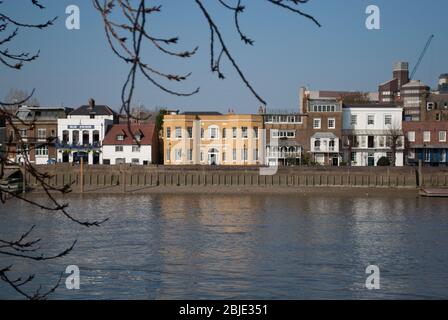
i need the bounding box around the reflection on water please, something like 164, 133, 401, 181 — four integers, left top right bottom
0, 192, 448, 299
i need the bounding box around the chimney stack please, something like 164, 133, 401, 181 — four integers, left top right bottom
88, 98, 95, 111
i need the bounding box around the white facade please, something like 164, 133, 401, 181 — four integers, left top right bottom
57, 114, 114, 164
102, 145, 152, 165
343, 106, 404, 166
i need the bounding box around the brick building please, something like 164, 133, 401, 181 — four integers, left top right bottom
403, 121, 448, 166
6, 106, 72, 164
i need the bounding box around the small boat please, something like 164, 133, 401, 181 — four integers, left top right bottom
419, 188, 448, 197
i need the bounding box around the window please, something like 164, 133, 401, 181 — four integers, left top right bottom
314, 140, 321, 150
35, 145, 48, 156
115, 158, 126, 165
90, 114, 95, 119
232, 127, 237, 138
378, 136, 385, 148
175, 149, 182, 161
222, 152, 226, 162
166, 148, 171, 161
103, 159, 111, 165
368, 136, 374, 148
175, 127, 182, 139
439, 131, 447, 142
351, 152, 357, 163
201, 128, 204, 139
329, 139, 335, 151
131, 158, 139, 165
132, 146, 140, 152
367, 115, 375, 125
423, 131, 431, 142
350, 115, 357, 125
209, 126, 218, 139
408, 131, 415, 142
222, 128, 227, 139
37, 128, 46, 140
253, 127, 258, 139
328, 118, 335, 129
115, 146, 123, 152
232, 148, 237, 161
187, 149, 193, 161
187, 127, 193, 138
166, 127, 171, 139
313, 118, 321, 129
253, 149, 258, 161
408, 150, 415, 159
424, 150, 430, 162
242, 127, 248, 138
384, 115, 392, 125
135, 133, 142, 142
242, 148, 248, 161
18, 129, 27, 138
116, 134, 124, 141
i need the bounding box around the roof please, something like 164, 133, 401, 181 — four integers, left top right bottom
312, 132, 337, 139
70, 105, 117, 116
14, 106, 71, 121
343, 103, 400, 109
402, 80, 428, 88
181, 111, 223, 115
102, 124, 156, 145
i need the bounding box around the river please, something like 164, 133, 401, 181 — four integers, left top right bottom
1, 190, 448, 299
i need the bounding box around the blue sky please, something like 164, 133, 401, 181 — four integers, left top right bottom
1, 0, 447, 113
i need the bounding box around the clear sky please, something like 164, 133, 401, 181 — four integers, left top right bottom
1, 0, 447, 113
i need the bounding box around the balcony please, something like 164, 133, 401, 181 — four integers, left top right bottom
56, 140, 102, 150
267, 151, 302, 159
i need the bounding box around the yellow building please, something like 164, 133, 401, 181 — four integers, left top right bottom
163, 112, 264, 165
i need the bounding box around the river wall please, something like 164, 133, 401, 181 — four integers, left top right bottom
17, 164, 448, 193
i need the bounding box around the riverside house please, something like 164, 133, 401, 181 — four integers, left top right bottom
303, 97, 343, 166
163, 111, 264, 165
342, 104, 404, 166
403, 121, 448, 166
102, 123, 158, 165
262, 111, 308, 166
6, 105, 72, 164
57, 99, 118, 164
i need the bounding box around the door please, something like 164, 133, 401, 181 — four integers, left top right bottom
332, 156, 339, 166
208, 148, 219, 165
368, 153, 375, 166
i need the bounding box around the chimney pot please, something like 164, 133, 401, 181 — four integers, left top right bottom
88, 98, 95, 110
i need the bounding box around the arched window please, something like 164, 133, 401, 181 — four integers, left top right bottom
314, 140, 321, 149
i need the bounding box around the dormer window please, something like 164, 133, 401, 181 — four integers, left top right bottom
117, 134, 125, 141
90, 114, 95, 119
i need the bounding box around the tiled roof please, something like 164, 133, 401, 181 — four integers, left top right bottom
102, 123, 156, 145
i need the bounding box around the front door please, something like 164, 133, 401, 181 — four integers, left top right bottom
208, 148, 219, 165
332, 156, 339, 166
368, 153, 375, 166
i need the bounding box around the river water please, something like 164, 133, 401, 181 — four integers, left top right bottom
1, 191, 448, 299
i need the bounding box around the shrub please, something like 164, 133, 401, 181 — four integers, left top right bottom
377, 156, 391, 166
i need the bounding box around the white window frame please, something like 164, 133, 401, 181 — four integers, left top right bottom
423, 131, 431, 142
407, 131, 415, 142
328, 118, 336, 129
367, 114, 375, 126
439, 131, 447, 142
313, 118, 321, 129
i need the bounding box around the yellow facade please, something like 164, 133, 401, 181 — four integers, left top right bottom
163, 113, 264, 165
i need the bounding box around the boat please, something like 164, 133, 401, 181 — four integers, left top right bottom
419, 188, 448, 197
0, 170, 25, 194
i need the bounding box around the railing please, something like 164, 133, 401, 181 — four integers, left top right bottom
267, 152, 302, 159
312, 147, 338, 152
56, 141, 102, 150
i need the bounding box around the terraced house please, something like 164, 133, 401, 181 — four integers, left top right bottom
6, 106, 71, 165
163, 112, 264, 166
262, 111, 308, 166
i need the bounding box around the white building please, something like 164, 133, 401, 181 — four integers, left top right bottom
343, 104, 404, 166
102, 123, 157, 165
57, 99, 117, 164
